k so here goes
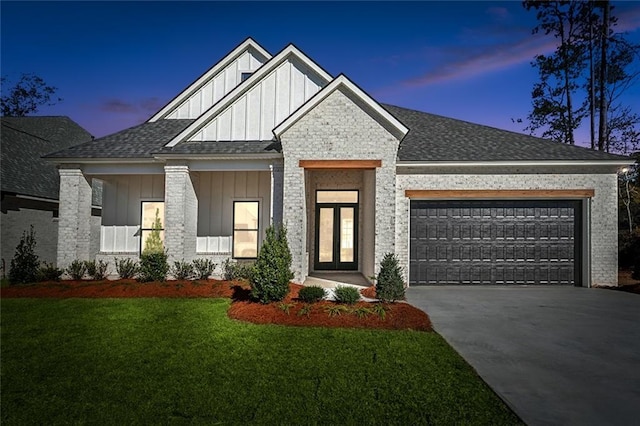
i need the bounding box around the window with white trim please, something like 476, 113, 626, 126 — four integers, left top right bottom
233, 201, 259, 258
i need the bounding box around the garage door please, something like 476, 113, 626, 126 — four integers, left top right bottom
409, 200, 581, 285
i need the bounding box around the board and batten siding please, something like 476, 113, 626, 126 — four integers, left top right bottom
189, 57, 325, 141
166, 48, 267, 120
100, 175, 165, 226
196, 171, 271, 238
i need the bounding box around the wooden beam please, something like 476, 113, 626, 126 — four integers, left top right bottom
298, 160, 382, 169
404, 189, 595, 199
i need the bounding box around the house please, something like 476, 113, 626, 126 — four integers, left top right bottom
1, 116, 99, 271
46, 38, 630, 287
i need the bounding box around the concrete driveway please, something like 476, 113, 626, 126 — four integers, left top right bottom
407, 286, 640, 426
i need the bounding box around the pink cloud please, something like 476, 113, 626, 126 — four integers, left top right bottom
100, 98, 137, 113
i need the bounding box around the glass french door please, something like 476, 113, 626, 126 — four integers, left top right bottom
315, 191, 358, 271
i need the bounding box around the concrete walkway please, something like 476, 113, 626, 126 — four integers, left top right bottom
407, 286, 640, 426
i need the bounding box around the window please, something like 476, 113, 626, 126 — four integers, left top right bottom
240, 72, 253, 82
233, 201, 259, 258
141, 201, 165, 253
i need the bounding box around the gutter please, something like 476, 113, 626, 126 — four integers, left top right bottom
396, 160, 632, 168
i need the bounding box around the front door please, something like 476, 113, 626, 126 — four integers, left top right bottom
315, 190, 358, 271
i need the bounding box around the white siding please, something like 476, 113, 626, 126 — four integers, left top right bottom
166, 48, 267, 119
196, 171, 271, 238
189, 57, 325, 141
100, 175, 165, 226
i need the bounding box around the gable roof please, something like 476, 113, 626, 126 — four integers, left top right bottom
149, 38, 271, 121
274, 74, 408, 141
1, 116, 93, 200
385, 104, 629, 163
45, 119, 194, 160
165, 43, 333, 147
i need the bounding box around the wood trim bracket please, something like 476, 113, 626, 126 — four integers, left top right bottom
299, 160, 382, 169
404, 189, 595, 199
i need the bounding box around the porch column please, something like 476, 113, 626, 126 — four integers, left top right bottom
282, 157, 307, 283
374, 162, 396, 273
164, 163, 198, 263
57, 166, 93, 268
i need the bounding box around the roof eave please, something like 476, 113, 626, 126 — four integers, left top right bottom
396, 160, 632, 167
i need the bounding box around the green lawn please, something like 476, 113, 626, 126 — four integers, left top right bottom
1, 298, 521, 425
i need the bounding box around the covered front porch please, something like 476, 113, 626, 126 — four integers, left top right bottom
56, 159, 283, 276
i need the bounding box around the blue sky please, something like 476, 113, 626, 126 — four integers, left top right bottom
2, 1, 640, 146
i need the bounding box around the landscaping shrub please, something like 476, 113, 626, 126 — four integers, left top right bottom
333, 286, 360, 305
298, 285, 326, 303
66, 260, 87, 280
37, 262, 63, 282
250, 225, 293, 303
171, 260, 194, 280
193, 258, 216, 280
115, 258, 139, 279
375, 252, 406, 303
84, 260, 97, 278
84, 260, 107, 280
222, 259, 254, 281
138, 251, 169, 282
8, 226, 39, 285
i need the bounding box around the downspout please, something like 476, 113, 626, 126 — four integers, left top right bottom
269, 163, 274, 226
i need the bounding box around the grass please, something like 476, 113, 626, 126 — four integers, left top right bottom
1, 298, 521, 425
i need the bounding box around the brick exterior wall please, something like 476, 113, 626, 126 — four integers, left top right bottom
396, 170, 619, 287
164, 163, 198, 263
279, 89, 400, 282
2, 208, 58, 269
57, 167, 93, 268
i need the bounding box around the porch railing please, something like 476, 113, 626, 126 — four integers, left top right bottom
100, 225, 140, 253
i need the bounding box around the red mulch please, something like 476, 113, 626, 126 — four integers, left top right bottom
1, 280, 432, 332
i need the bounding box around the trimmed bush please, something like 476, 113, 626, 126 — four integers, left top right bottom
8, 226, 39, 285
138, 251, 169, 282
115, 258, 138, 279
193, 258, 216, 280
375, 253, 406, 303
66, 260, 87, 280
84, 260, 107, 280
37, 262, 63, 282
222, 259, 254, 281
250, 225, 293, 304
298, 285, 327, 303
333, 285, 360, 305
171, 260, 194, 280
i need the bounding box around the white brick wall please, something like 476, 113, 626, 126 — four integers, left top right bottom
396, 170, 619, 287
280, 89, 400, 282
57, 167, 93, 268
164, 163, 198, 263
2, 208, 58, 268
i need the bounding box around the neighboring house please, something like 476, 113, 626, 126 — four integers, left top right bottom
1, 116, 99, 271
46, 38, 630, 287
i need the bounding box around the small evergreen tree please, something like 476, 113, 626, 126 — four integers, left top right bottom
375, 253, 406, 303
9, 226, 40, 284
250, 225, 293, 303
143, 208, 164, 254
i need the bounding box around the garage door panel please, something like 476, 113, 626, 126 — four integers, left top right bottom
409, 200, 581, 285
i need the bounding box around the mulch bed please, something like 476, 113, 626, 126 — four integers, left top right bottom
0, 280, 432, 331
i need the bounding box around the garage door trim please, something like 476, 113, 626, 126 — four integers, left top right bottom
405, 189, 595, 199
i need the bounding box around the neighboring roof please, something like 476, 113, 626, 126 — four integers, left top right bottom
1, 116, 93, 200
385, 104, 629, 163
274, 74, 408, 141
45, 119, 194, 159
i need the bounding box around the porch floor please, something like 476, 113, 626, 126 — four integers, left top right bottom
305, 272, 370, 288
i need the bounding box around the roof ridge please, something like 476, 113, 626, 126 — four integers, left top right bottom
1, 121, 51, 142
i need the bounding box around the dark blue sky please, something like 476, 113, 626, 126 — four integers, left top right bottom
2, 1, 640, 146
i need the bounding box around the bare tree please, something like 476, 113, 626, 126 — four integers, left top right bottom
1, 73, 61, 116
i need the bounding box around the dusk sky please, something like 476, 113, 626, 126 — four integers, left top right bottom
2, 1, 640, 147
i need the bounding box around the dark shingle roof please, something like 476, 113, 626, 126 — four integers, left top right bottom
156, 140, 280, 155
383, 104, 628, 162
45, 119, 195, 159
1, 116, 93, 200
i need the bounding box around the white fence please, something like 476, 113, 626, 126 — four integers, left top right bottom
196, 236, 232, 254
100, 226, 232, 254
100, 225, 140, 253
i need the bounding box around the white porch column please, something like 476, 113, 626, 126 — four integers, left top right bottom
164, 163, 198, 263
57, 166, 93, 268
281, 157, 307, 283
